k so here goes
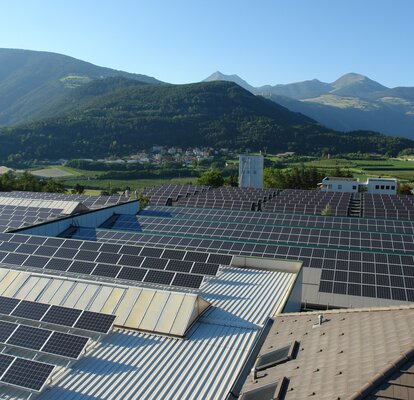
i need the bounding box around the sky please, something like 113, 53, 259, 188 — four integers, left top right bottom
1, 0, 413, 87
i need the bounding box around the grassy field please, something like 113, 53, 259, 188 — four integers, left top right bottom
296, 158, 414, 181
26, 156, 414, 193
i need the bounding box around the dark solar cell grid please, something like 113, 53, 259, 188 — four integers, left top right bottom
207, 254, 232, 265
118, 254, 144, 267
162, 249, 186, 260
74, 250, 98, 262
184, 251, 209, 263
141, 257, 168, 270
60, 239, 82, 249
42, 306, 82, 327
92, 263, 121, 278
68, 261, 96, 274
144, 270, 174, 285
0, 296, 20, 315
7, 325, 51, 350
54, 247, 79, 259
11, 301, 50, 321
0, 357, 55, 392
42, 331, 88, 359
23, 255, 49, 268
191, 263, 219, 276
0, 354, 13, 377
117, 267, 147, 281
45, 258, 72, 271
0, 320, 17, 342
166, 259, 193, 273
140, 247, 164, 258
95, 252, 121, 264
172, 273, 203, 289
74, 311, 115, 334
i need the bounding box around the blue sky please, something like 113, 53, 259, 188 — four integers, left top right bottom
1, 0, 413, 87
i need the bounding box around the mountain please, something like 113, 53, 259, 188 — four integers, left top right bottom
203, 71, 255, 92
0, 48, 162, 126
203, 72, 414, 139
0, 79, 411, 164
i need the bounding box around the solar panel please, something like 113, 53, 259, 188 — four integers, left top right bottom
117, 267, 147, 282
166, 259, 193, 273
41, 306, 82, 327
141, 257, 168, 270
92, 263, 121, 278
118, 254, 144, 267
191, 262, 219, 276
7, 325, 51, 350
74, 311, 115, 334
208, 254, 232, 265
45, 257, 72, 271
172, 273, 203, 289
68, 260, 96, 274
0, 354, 13, 376
0, 357, 54, 392
144, 270, 174, 286
42, 331, 89, 359
0, 296, 20, 315
0, 320, 18, 342
184, 251, 209, 263
11, 301, 50, 321
162, 249, 186, 260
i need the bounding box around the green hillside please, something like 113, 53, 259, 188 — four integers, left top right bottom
0, 79, 412, 163
0, 48, 161, 126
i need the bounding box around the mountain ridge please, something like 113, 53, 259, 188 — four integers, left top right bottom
202, 71, 414, 138
0, 48, 162, 126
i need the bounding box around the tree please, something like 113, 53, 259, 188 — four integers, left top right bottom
321, 204, 332, 216
225, 174, 238, 187
71, 183, 85, 194
197, 170, 224, 187
398, 183, 413, 195
42, 179, 66, 193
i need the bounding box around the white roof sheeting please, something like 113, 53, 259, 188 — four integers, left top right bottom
0, 197, 88, 215
0, 269, 211, 338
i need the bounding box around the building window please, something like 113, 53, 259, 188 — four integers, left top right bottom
391, 186, 395, 190
352, 186, 357, 190
386, 185, 390, 190
375, 185, 379, 189
381, 185, 385, 189
338, 185, 342, 189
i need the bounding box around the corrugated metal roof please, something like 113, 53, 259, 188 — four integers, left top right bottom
31, 266, 296, 400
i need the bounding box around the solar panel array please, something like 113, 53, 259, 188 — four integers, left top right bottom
63, 204, 414, 303
0, 191, 128, 209
0, 294, 116, 393
0, 320, 89, 359
108, 214, 414, 254
0, 204, 63, 233
176, 187, 278, 211
142, 184, 209, 206
263, 189, 352, 216
0, 296, 115, 334
141, 207, 414, 234
0, 233, 229, 290
0, 354, 54, 392
362, 194, 414, 220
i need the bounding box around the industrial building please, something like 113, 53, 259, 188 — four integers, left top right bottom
0, 186, 412, 399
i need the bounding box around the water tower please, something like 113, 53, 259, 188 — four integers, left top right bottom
238, 154, 264, 188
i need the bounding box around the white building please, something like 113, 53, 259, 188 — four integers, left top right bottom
365, 178, 397, 195
239, 154, 264, 188
319, 176, 397, 195
319, 177, 359, 193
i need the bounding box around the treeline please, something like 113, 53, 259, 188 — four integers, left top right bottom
0, 172, 66, 193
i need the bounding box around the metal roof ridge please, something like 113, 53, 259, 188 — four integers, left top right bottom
278, 304, 414, 317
